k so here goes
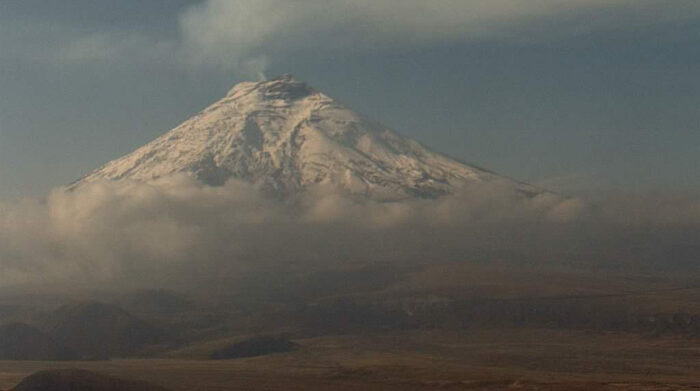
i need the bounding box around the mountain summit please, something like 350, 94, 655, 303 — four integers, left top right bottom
74, 75, 537, 200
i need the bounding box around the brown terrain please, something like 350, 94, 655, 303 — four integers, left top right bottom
0, 261, 699, 390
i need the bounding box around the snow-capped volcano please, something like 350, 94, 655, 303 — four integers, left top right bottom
74, 75, 538, 200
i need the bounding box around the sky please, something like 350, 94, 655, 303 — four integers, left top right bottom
1, 1, 700, 289
1, 0, 700, 200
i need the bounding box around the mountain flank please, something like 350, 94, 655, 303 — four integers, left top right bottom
74, 75, 540, 200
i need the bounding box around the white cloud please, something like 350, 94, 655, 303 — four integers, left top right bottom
176, 0, 700, 73
0, 176, 578, 288
0, 174, 698, 291
4, 1, 700, 77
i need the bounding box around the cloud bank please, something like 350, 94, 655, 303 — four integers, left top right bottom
0, 175, 698, 292
8, 1, 700, 77
176, 0, 700, 74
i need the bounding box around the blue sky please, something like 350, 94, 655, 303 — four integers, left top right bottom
1, 0, 700, 199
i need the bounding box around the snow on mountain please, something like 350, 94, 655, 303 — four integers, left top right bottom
73, 75, 539, 200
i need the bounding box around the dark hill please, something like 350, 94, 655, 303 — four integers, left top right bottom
210, 335, 297, 359
0, 323, 77, 360
11, 369, 170, 391
43, 302, 164, 359
120, 290, 194, 317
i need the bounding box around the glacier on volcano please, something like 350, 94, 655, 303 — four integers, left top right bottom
73, 75, 540, 201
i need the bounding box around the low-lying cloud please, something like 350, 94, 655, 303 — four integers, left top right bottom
0, 175, 698, 291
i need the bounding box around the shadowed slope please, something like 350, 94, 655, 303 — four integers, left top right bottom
42, 302, 165, 359
0, 323, 77, 361
11, 369, 170, 391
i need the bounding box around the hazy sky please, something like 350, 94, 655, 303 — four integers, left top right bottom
1, 0, 700, 199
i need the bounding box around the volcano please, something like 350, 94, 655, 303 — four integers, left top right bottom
74, 75, 538, 200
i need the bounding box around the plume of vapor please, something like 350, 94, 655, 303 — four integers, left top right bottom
18, 1, 700, 78
175, 0, 700, 73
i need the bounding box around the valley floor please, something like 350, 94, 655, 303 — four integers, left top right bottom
1, 328, 699, 390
